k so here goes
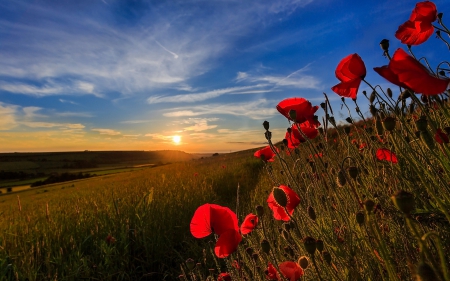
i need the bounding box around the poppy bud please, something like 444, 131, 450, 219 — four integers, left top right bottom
272, 187, 288, 208
260, 239, 270, 254
307, 206, 316, 221
420, 131, 435, 150
246, 247, 254, 256
375, 117, 384, 136
416, 261, 438, 281
345, 117, 353, 124
316, 239, 324, 252
186, 258, 195, 271
264, 131, 272, 140
298, 256, 309, 269
252, 253, 259, 262
369, 91, 376, 104
369, 105, 378, 117
336, 170, 346, 187
289, 110, 297, 122
439, 70, 446, 77
329, 116, 336, 126
322, 251, 332, 264
356, 211, 365, 225
256, 205, 264, 217
386, 88, 393, 98
379, 39, 389, 52
281, 229, 290, 241
382, 117, 396, 131
348, 166, 358, 179
364, 199, 375, 213
303, 236, 317, 255
400, 90, 412, 100
320, 102, 326, 109
391, 190, 415, 214
263, 120, 270, 131
282, 139, 288, 147
344, 126, 351, 135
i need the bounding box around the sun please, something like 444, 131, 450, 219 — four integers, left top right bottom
172, 135, 181, 145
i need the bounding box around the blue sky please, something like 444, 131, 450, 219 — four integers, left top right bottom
0, 0, 448, 153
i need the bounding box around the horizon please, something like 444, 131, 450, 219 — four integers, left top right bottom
1, 0, 449, 152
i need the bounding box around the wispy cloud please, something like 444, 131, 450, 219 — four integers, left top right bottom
91, 128, 121, 135
163, 99, 278, 119
0, 103, 18, 130
182, 118, 218, 132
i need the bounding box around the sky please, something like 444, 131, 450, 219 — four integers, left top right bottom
0, 0, 449, 153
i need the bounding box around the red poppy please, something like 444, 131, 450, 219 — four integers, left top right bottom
254, 146, 278, 162
279, 261, 304, 281
374, 48, 449, 95
265, 263, 280, 281
267, 185, 301, 221
309, 153, 323, 158
376, 148, 398, 163
285, 121, 319, 148
435, 129, 449, 144
190, 204, 242, 258
276, 97, 319, 126
395, 1, 437, 45
218, 273, 232, 281
194, 173, 199, 177
232, 260, 240, 270
331, 54, 366, 99
240, 213, 258, 235
106, 235, 116, 245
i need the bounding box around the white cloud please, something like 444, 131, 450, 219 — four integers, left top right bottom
91, 128, 121, 135
182, 118, 218, 132
0, 103, 18, 130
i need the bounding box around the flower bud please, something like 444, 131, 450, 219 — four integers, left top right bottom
356, 211, 365, 225
369, 91, 376, 104
369, 105, 378, 117
336, 170, 346, 187
263, 120, 270, 131
375, 117, 384, 136
328, 116, 336, 126
298, 256, 309, 269
303, 236, 317, 255
246, 247, 254, 256
345, 117, 353, 124
379, 39, 389, 52
264, 131, 272, 140
386, 88, 393, 98
322, 251, 332, 264
307, 206, 316, 221
320, 102, 326, 109
260, 239, 270, 254
282, 139, 288, 147
256, 205, 264, 217
391, 190, 415, 214
364, 199, 375, 213
382, 117, 396, 131
272, 187, 288, 207
348, 166, 358, 179
316, 239, 324, 252
400, 89, 412, 100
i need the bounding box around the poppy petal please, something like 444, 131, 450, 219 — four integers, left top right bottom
335, 54, 366, 82
279, 261, 304, 281
190, 204, 239, 238
240, 213, 258, 235
376, 148, 398, 163
331, 78, 362, 99
395, 20, 434, 45
214, 229, 242, 258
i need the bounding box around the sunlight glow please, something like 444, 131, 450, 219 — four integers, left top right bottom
172, 135, 181, 145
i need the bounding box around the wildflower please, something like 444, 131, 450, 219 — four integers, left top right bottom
376, 148, 398, 163
331, 53, 366, 99
286, 121, 320, 148
254, 146, 278, 162
279, 261, 304, 281
267, 185, 300, 221
374, 48, 449, 95
232, 260, 240, 270
190, 204, 242, 258
265, 263, 280, 281
105, 235, 116, 245
435, 128, 449, 144
395, 1, 438, 45
240, 213, 258, 235
217, 272, 232, 281
276, 97, 319, 126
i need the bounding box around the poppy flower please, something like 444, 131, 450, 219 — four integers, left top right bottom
218, 272, 232, 281
267, 185, 301, 221
276, 97, 319, 126
395, 1, 438, 45
279, 261, 304, 281
240, 213, 258, 235
106, 235, 116, 245
190, 204, 242, 258
285, 121, 319, 148
254, 146, 278, 162
435, 129, 449, 144
331, 54, 366, 99
265, 263, 280, 281
374, 48, 449, 95
376, 148, 398, 164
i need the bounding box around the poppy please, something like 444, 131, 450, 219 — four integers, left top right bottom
279, 261, 304, 281
276, 97, 319, 126
265, 263, 280, 281
240, 213, 258, 235
435, 129, 449, 144
190, 204, 242, 258
217, 272, 232, 281
106, 235, 116, 245
376, 148, 398, 163
374, 48, 449, 95
285, 121, 319, 148
395, 1, 438, 45
331, 54, 366, 99
267, 185, 301, 221
254, 146, 278, 162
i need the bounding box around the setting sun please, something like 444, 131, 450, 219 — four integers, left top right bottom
172, 135, 181, 145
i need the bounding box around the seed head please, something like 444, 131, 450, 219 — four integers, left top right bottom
391, 190, 415, 215
303, 236, 317, 255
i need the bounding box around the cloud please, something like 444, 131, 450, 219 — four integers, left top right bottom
182, 118, 218, 132
91, 128, 121, 135
0, 103, 18, 130
163, 99, 278, 119
21, 121, 85, 129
